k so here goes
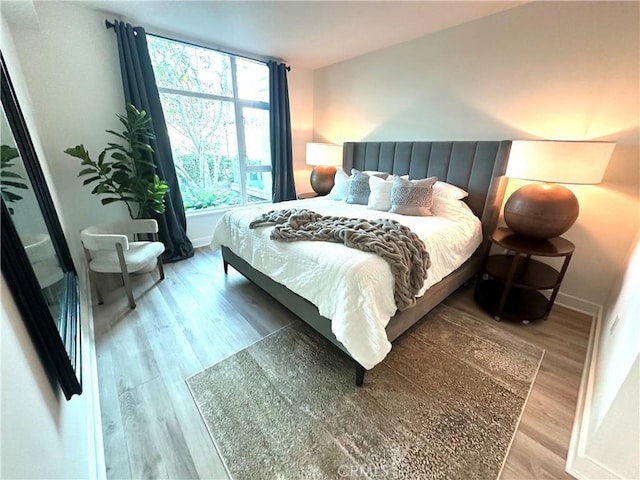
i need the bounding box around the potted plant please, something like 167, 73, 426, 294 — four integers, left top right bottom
64, 104, 169, 219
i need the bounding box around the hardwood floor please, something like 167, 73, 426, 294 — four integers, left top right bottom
93, 247, 591, 479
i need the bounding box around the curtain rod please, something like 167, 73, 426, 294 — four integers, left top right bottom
104, 18, 288, 70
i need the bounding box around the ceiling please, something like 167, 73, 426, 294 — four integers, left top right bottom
77, 1, 526, 69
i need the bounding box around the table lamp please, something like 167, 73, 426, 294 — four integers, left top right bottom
305, 142, 343, 195
504, 140, 615, 240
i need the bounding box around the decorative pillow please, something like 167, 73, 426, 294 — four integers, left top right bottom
367, 174, 408, 211
344, 170, 389, 205
326, 169, 350, 200
433, 181, 469, 200
390, 176, 438, 216
346, 169, 372, 204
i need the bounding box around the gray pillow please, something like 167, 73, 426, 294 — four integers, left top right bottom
346, 169, 388, 205
390, 175, 438, 216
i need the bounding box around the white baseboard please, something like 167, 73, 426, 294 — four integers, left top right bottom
567, 454, 620, 480
565, 305, 621, 480
556, 292, 600, 317
190, 235, 213, 249
80, 269, 107, 480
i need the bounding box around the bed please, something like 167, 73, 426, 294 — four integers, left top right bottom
212, 141, 510, 385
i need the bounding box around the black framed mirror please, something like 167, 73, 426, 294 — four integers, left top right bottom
1, 52, 82, 400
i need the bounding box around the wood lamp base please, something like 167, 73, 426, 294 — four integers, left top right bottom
504, 183, 579, 240
310, 165, 337, 195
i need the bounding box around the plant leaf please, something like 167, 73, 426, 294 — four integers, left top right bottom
82, 176, 102, 185
105, 130, 128, 141
1, 191, 23, 202
0, 171, 25, 179
110, 152, 129, 163
1, 180, 28, 189
100, 197, 123, 205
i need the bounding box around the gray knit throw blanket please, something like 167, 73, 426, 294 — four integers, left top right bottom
249, 209, 431, 311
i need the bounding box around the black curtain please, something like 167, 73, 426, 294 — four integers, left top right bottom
268, 61, 296, 202
110, 20, 194, 262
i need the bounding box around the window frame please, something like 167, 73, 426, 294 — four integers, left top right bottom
147, 34, 272, 212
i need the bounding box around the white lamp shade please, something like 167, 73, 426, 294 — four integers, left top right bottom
305, 143, 343, 167
505, 140, 615, 184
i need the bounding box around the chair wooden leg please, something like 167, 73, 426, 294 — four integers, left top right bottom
89, 270, 104, 305
84, 247, 104, 305
355, 364, 366, 387
157, 255, 165, 281
116, 244, 136, 309
121, 270, 136, 309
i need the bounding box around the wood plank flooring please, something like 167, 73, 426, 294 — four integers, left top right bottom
93, 247, 591, 479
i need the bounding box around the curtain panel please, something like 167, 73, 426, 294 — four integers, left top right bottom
110, 20, 194, 262
268, 62, 296, 202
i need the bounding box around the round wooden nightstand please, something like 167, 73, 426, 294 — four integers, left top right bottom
474, 227, 575, 323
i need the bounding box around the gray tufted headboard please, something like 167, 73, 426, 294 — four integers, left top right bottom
343, 141, 511, 255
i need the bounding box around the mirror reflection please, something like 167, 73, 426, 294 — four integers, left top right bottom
1, 109, 65, 322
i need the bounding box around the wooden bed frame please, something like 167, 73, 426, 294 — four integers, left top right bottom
222, 141, 511, 385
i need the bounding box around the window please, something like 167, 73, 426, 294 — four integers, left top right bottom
147, 36, 272, 211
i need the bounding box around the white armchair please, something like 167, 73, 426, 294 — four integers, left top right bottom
80, 219, 165, 309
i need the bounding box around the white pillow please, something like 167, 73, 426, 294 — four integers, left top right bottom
432, 195, 475, 216
367, 175, 394, 211
367, 174, 408, 211
432, 181, 468, 200
326, 169, 350, 200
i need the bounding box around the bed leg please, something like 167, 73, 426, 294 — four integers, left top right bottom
355, 364, 365, 387
223, 259, 229, 274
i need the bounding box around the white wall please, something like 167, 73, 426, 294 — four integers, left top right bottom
288, 65, 315, 196
583, 232, 640, 478
591, 232, 640, 435
0, 279, 92, 479
586, 357, 639, 479
1, 11, 102, 479
568, 230, 640, 480
313, 1, 639, 309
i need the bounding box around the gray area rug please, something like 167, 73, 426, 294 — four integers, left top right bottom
187, 303, 544, 480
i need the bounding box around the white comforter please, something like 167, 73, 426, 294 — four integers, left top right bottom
210, 196, 482, 369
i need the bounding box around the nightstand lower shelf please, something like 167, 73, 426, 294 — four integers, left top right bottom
474, 279, 550, 322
